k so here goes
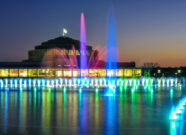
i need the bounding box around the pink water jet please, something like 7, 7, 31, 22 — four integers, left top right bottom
80, 12, 87, 70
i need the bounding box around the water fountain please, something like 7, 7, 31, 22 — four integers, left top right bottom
105, 12, 118, 96
0, 12, 183, 94
105, 12, 118, 71
1, 11, 186, 135
80, 13, 88, 72
41, 12, 106, 78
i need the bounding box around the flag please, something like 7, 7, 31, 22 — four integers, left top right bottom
63, 28, 68, 36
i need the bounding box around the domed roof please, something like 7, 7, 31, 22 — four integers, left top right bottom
34, 36, 92, 50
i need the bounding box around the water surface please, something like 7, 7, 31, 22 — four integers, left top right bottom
0, 85, 185, 135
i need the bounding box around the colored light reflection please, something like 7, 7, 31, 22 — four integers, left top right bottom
170, 98, 186, 120
104, 96, 118, 135
0, 83, 186, 134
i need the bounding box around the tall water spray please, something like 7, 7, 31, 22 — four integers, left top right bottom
105, 12, 118, 96
80, 13, 87, 71
105, 12, 118, 71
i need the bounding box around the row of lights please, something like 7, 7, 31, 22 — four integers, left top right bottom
0, 78, 181, 89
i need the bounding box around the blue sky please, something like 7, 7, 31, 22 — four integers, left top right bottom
0, 0, 186, 67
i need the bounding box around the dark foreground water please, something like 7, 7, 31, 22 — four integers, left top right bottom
0, 86, 185, 135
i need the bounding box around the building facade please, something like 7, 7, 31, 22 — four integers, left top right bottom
23, 36, 94, 68
0, 36, 136, 69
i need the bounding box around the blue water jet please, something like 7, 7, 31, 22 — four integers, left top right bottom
105, 12, 118, 71
105, 12, 118, 96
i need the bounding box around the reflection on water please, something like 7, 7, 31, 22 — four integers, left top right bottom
170, 121, 186, 135
0, 85, 186, 135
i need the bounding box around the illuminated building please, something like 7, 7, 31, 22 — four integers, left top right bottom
23, 36, 94, 68
0, 68, 141, 78
0, 36, 135, 69
0, 36, 139, 78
